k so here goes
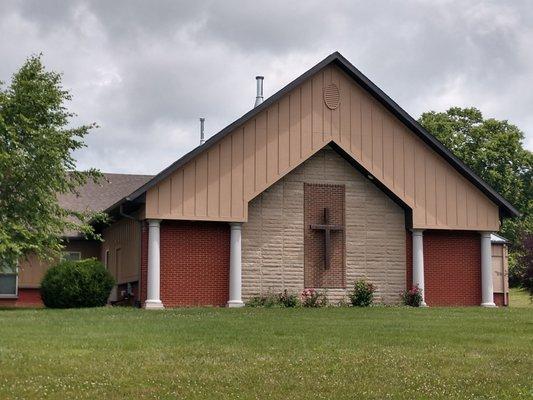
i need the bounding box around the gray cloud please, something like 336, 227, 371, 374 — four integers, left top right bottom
1, 0, 532, 174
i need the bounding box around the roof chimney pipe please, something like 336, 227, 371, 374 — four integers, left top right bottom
254, 76, 264, 107
199, 117, 205, 145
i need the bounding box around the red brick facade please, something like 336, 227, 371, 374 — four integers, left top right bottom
406, 230, 483, 306
0, 288, 43, 307
141, 220, 230, 307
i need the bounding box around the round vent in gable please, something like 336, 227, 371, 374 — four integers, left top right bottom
324, 83, 340, 110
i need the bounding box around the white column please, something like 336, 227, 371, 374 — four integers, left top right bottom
480, 232, 496, 307
145, 219, 164, 309
412, 229, 427, 307
227, 223, 244, 308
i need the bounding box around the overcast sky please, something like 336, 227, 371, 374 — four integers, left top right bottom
1, 0, 532, 174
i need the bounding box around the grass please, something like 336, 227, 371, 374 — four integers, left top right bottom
0, 306, 532, 399
510, 287, 533, 308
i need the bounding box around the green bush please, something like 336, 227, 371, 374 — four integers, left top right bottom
278, 290, 300, 307
349, 279, 375, 307
41, 258, 115, 308
246, 290, 300, 308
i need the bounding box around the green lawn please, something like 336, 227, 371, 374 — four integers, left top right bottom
0, 306, 532, 399
510, 287, 533, 308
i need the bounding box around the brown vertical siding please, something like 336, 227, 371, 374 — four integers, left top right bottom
146, 65, 500, 231
101, 218, 141, 284
18, 240, 100, 288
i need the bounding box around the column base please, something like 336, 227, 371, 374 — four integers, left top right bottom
144, 299, 164, 310
481, 302, 497, 308
227, 300, 245, 308
420, 301, 428, 308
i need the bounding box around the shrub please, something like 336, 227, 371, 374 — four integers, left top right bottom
41, 258, 115, 308
278, 290, 300, 307
401, 285, 423, 307
246, 295, 268, 307
246, 294, 279, 308
301, 288, 328, 308
349, 279, 375, 307
246, 290, 300, 308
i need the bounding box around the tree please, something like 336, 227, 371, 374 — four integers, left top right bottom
419, 107, 532, 289
520, 235, 533, 295
0, 55, 102, 272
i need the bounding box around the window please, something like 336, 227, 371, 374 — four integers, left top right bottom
62, 251, 81, 261
0, 267, 18, 297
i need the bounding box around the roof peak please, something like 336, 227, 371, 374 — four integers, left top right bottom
111, 51, 518, 218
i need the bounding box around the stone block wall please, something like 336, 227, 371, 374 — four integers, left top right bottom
242, 147, 406, 304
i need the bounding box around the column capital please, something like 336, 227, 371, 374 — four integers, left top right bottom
410, 229, 424, 236
147, 219, 162, 227
230, 222, 243, 230
479, 231, 493, 239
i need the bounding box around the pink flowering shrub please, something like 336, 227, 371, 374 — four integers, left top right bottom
349, 279, 375, 307
301, 288, 328, 308
401, 285, 423, 307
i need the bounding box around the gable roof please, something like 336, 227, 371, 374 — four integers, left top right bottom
60, 173, 152, 238
60, 173, 153, 213
116, 51, 519, 218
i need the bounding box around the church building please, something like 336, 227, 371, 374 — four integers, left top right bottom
1, 52, 516, 308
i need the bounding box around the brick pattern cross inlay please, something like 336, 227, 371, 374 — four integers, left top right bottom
304, 183, 346, 288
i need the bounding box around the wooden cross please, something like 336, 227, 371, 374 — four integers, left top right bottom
310, 208, 344, 269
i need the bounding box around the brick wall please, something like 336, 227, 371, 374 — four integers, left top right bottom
0, 288, 43, 307
304, 183, 346, 288
406, 230, 482, 306
141, 220, 230, 307
242, 147, 406, 304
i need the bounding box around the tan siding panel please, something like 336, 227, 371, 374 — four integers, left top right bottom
266, 105, 279, 183
170, 169, 184, 216
436, 163, 447, 225
446, 172, 457, 227
207, 146, 220, 217
371, 102, 383, 179
393, 127, 405, 196
219, 137, 232, 217
425, 157, 436, 226
350, 86, 362, 158
300, 80, 313, 157
403, 134, 415, 203
243, 122, 255, 198
331, 67, 341, 140
361, 97, 372, 168
289, 89, 301, 165
339, 74, 351, 146
145, 64, 500, 230
311, 71, 323, 147
231, 129, 244, 218
255, 113, 267, 191
195, 153, 208, 217
278, 95, 290, 172
183, 162, 196, 216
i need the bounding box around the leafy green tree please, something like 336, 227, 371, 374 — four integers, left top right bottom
0, 55, 102, 272
419, 107, 532, 287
